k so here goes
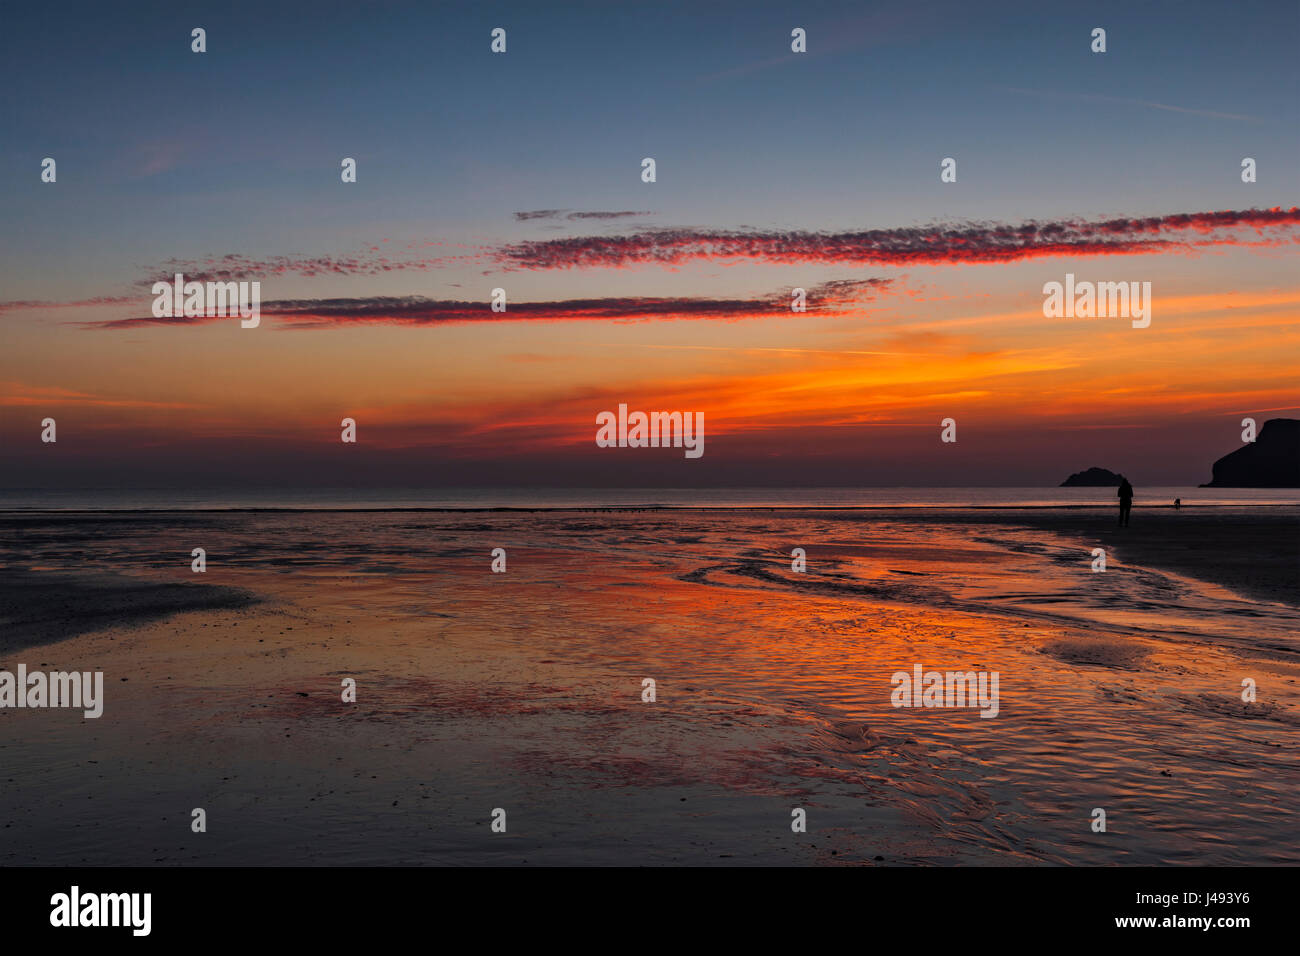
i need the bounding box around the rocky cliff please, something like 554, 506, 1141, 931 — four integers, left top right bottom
1202, 419, 1300, 487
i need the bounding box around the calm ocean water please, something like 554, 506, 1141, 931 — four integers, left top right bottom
0, 486, 1297, 510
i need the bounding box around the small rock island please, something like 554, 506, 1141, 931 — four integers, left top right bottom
1060, 467, 1125, 487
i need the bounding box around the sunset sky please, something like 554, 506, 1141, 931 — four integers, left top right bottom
2, 0, 1297, 489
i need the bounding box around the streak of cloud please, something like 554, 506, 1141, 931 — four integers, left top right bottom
495, 207, 1300, 271
87, 278, 898, 330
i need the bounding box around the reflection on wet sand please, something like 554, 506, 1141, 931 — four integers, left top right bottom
0, 509, 1296, 865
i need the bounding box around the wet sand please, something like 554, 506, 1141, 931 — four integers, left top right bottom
887, 508, 1298, 608
0, 568, 258, 654
1, 507, 1296, 865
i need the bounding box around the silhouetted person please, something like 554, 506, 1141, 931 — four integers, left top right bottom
1174, 497, 1181, 510
1117, 478, 1133, 527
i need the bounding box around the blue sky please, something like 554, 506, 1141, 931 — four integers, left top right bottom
1, 0, 1296, 488
3, 0, 1295, 301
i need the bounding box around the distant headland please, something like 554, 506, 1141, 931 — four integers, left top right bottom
1202, 418, 1300, 487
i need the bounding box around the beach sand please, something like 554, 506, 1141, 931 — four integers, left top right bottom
895, 508, 1298, 607
1, 507, 1296, 865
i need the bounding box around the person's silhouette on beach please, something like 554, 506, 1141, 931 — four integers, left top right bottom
1117, 478, 1133, 527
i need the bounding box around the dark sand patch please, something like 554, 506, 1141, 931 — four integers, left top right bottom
1168, 692, 1299, 726
1039, 637, 1151, 670
836, 510, 1298, 608
0, 568, 259, 653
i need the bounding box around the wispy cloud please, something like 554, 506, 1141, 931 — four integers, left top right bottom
87, 278, 898, 330
494, 207, 1300, 271
10, 208, 1296, 327
139, 249, 470, 284
514, 210, 654, 222
45, 206, 1289, 293
999, 85, 1270, 124
0, 295, 137, 315
0, 382, 199, 409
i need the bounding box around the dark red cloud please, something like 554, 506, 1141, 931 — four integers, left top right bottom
514, 210, 654, 221
89, 278, 896, 330
494, 206, 1300, 271
110, 207, 1299, 286
0, 295, 137, 315
142, 245, 479, 284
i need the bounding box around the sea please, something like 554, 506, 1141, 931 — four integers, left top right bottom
1, 486, 1297, 510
